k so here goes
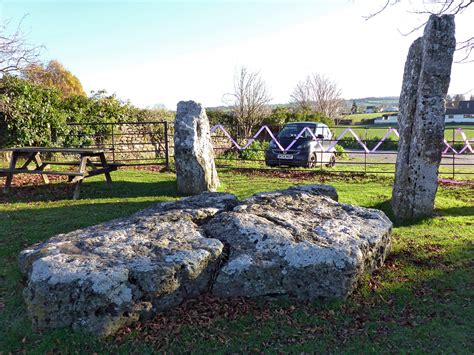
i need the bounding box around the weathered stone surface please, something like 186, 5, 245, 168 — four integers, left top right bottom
243, 184, 338, 205
392, 15, 456, 220
174, 101, 219, 194
19, 184, 391, 335
205, 188, 391, 300
18, 193, 238, 336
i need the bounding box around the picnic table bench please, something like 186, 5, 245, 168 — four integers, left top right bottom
0, 147, 119, 199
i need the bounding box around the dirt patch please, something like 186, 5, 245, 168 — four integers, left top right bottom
0, 175, 72, 202
384, 241, 450, 271
114, 294, 265, 347
220, 168, 394, 184
0, 174, 67, 187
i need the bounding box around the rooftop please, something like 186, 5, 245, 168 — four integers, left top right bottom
286, 121, 327, 126
446, 100, 474, 115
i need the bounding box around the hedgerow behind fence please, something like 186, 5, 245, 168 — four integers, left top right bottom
0, 75, 174, 149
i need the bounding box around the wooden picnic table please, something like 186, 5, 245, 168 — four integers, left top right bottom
0, 147, 118, 199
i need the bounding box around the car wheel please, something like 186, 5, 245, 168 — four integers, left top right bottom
307, 153, 317, 168
326, 154, 336, 167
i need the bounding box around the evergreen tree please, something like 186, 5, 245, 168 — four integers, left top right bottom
351, 100, 357, 114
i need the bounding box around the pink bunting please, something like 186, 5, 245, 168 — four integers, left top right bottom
210, 125, 473, 155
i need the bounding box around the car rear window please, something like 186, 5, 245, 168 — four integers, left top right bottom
278, 125, 315, 138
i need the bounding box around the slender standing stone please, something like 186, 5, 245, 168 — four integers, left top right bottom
174, 100, 219, 194
392, 15, 456, 220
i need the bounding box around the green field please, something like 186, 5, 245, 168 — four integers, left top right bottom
213, 158, 474, 180
340, 112, 393, 124
346, 97, 400, 109
331, 125, 474, 141
1, 169, 473, 353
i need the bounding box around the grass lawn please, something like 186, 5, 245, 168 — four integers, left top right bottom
340, 112, 390, 123
0, 169, 473, 353
332, 124, 474, 141
213, 158, 474, 181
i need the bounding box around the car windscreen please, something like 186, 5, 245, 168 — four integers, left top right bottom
277, 125, 315, 138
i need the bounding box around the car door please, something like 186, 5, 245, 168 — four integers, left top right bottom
312, 125, 325, 164
322, 127, 334, 163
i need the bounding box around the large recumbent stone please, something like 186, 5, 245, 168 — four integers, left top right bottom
205, 187, 391, 299
18, 184, 391, 335
18, 193, 238, 336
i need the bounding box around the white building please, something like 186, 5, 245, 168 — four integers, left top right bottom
382, 106, 399, 112
373, 101, 474, 125
374, 114, 398, 124
445, 101, 474, 123
364, 106, 377, 113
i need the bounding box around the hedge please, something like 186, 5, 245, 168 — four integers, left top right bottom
0, 76, 174, 148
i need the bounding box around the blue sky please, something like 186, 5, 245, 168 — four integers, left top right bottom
1, 1, 473, 108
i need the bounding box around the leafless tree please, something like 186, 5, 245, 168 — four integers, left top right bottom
291, 73, 345, 120
0, 18, 42, 75
225, 66, 272, 137
452, 93, 466, 107
365, 0, 473, 20
365, 1, 473, 62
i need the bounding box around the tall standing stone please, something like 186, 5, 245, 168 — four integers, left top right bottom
392, 15, 456, 220
174, 100, 219, 194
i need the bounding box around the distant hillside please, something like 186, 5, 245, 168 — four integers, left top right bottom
346, 97, 399, 109
207, 97, 400, 112
206, 103, 294, 111
206, 105, 233, 112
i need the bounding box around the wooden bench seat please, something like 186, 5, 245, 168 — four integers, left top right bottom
0, 169, 85, 177
1, 148, 119, 199
41, 161, 121, 168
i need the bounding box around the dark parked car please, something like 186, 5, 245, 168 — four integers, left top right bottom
265, 122, 336, 168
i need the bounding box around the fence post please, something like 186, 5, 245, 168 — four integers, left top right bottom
111, 123, 116, 163
320, 149, 323, 170
364, 127, 368, 173
364, 151, 367, 173
452, 127, 455, 179
164, 121, 170, 170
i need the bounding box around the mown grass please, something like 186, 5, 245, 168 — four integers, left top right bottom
341, 112, 392, 123
213, 157, 474, 181
0, 169, 473, 353
332, 124, 474, 141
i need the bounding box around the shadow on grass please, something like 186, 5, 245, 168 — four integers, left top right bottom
0, 202, 181, 259
368, 198, 474, 227
0, 179, 180, 252
0, 179, 178, 203
436, 205, 474, 217
218, 166, 395, 183
367, 199, 423, 227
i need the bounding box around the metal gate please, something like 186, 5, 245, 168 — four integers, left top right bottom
209, 124, 474, 179
66, 121, 171, 168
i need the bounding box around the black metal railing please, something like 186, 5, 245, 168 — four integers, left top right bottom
64, 121, 170, 169
52, 121, 473, 179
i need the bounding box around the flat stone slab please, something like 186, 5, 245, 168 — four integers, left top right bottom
205, 187, 392, 299
19, 184, 391, 335
18, 192, 238, 336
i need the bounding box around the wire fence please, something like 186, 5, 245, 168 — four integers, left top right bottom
65, 121, 170, 168
207, 124, 474, 179
57, 122, 474, 179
